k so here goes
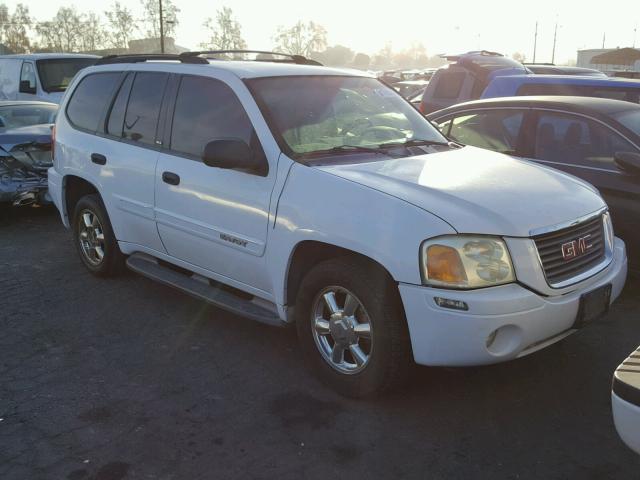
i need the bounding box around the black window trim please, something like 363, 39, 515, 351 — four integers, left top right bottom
164, 72, 269, 177
19, 60, 37, 90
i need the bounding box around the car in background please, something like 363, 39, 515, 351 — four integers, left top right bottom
419, 51, 640, 114
427, 96, 640, 269
0, 54, 98, 104
524, 63, 606, 77
394, 80, 429, 98
408, 87, 426, 107
612, 345, 640, 454
0, 101, 57, 206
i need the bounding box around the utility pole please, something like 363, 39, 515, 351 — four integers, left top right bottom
533, 21, 538, 63
551, 21, 558, 64
159, 0, 165, 53
634, 25, 637, 49
602, 32, 606, 49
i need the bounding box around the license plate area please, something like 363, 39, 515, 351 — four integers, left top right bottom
574, 284, 612, 328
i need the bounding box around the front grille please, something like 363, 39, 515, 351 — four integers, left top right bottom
533, 214, 606, 286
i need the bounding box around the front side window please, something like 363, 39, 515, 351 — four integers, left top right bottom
66, 72, 121, 132
448, 110, 524, 153
248, 75, 447, 157
36, 58, 97, 93
613, 108, 640, 136
122, 72, 168, 145
170, 75, 256, 160
534, 112, 637, 170
20, 62, 36, 90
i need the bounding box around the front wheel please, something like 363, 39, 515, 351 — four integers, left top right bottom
295, 257, 412, 397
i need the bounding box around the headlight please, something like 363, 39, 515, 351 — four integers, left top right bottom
421, 235, 515, 289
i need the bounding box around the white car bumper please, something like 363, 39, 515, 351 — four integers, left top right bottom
399, 237, 627, 366
612, 345, 640, 455
47, 167, 69, 228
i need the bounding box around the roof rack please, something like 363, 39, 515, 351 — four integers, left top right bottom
96, 54, 209, 65
179, 50, 323, 66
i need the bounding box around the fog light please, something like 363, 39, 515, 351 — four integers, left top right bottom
434, 297, 469, 311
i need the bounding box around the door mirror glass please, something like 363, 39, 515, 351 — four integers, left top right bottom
19, 80, 36, 94
203, 139, 256, 171
614, 151, 640, 175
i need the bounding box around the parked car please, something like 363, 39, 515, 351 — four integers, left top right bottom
427, 96, 640, 269
0, 54, 98, 104
49, 52, 627, 397
612, 345, 640, 454
419, 51, 640, 114
0, 101, 57, 206
524, 64, 606, 77
394, 80, 429, 98
408, 87, 427, 107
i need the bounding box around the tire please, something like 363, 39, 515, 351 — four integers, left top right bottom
72, 194, 125, 277
295, 256, 412, 398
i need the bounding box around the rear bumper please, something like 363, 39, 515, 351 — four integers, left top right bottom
47, 167, 69, 228
399, 237, 627, 366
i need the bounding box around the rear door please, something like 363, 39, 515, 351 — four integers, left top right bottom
154, 74, 276, 294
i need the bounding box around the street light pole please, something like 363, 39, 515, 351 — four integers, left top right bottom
159, 0, 165, 53
551, 21, 558, 64
533, 21, 538, 63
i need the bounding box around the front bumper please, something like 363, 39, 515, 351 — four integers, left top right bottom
399, 237, 627, 366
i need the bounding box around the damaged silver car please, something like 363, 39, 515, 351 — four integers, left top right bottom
0, 101, 57, 206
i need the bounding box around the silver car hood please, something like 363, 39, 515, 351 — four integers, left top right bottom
316, 146, 606, 237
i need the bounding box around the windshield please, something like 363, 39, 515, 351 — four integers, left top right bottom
248, 75, 447, 157
0, 104, 57, 128
613, 109, 640, 136
36, 58, 97, 93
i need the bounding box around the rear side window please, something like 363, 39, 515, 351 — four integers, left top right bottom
123, 72, 168, 145
433, 71, 466, 99
66, 72, 121, 131
170, 76, 256, 159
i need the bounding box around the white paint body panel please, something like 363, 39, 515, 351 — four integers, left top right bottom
612, 393, 640, 455
48, 60, 629, 367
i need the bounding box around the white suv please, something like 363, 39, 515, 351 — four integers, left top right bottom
48, 52, 628, 397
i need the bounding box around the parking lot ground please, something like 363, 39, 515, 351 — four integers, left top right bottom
1, 205, 639, 480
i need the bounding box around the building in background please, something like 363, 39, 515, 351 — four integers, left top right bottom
577, 47, 640, 77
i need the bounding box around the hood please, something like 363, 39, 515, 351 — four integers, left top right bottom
316, 146, 606, 237
0, 124, 53, 150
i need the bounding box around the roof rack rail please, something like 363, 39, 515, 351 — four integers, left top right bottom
179, 50, 323, 66
96, 54, 209, 65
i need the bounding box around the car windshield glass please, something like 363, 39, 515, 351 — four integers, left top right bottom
36, 58, 97, 92
248, 75, 447, 157
613, 109, 640, 137
0, 104, 57, 128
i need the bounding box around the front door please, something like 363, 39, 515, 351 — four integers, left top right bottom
154, 74, 277, 294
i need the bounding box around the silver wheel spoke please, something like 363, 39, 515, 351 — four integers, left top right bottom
323, 291, 340, 315
343, 293, 359, 317
90, 215, 98, 227
314, 317, 330, 335
331, 344, 345, 364
94, 246, 105, 260
95, 231, 104, 242
82, 213, 92, 228
349, 344, 367, 366
354, 323, 371, 339
80, 231, 88, 239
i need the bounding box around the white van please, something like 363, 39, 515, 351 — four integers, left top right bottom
0, 54, 98, 104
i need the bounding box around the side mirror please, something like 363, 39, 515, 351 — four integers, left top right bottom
203, 139, 264, 174
19, 80, 36, 94
614, 151, 640, 175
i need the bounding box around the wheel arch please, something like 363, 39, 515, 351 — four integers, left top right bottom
63, 174, 101, 222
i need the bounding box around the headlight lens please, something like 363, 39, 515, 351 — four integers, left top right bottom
421, 235, 515, 289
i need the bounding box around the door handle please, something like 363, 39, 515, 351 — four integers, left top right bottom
90, 153, 107, 165
162, 171, 180, 185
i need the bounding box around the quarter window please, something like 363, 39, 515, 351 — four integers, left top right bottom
123, 72, 168, 145
20, 62, 36, 91
448, 110, 524, 153
66, 72, 121, 132
534, 112, 637, 170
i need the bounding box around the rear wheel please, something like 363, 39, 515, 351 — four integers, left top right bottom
72, 194, 124, 276
295, 257, 412, 397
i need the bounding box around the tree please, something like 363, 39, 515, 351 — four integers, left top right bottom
36, 7, 87, 52
105, 2, 136, 49
352, 53, 370, 70
140, 0, 179, 39
2, 4, 32, 53
78, 13, 105, 51
200, 7, 246, 50
273, 21, 327, 57
313, 44, 354, 66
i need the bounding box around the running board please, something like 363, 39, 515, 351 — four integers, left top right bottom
126, 253, 284, 327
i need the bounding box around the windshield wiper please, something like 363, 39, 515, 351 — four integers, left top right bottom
300, 144, 389, 158
379, 139, 451, 148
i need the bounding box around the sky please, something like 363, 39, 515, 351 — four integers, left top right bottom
7, 0, 640, 64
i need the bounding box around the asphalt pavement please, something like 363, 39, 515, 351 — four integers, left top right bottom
1, 206, 639, 479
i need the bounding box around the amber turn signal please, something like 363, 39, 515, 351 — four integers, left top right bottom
426, 244, 468, 285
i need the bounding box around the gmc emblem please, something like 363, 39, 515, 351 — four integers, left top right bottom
561, 235, 593, 260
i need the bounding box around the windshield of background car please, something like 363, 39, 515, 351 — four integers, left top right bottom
613, 109, 640, 137
248, 75, 447, 156
36, 58, 97, 92
0, 104, 57, 128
